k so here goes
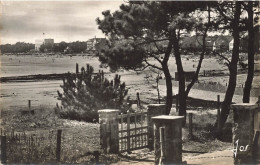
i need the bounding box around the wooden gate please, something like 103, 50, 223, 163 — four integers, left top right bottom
118, 110, 148, 153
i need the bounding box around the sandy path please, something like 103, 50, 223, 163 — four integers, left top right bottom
110, 149, 233, 165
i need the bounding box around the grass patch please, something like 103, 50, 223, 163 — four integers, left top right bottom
1, 106, 62, 131
169, 96, 233, 156
2, 106, 121, 164
1, 95, 234, 163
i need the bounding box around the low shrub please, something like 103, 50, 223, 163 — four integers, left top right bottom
56, 64, 131, 122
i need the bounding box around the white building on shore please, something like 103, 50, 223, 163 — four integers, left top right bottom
35, 38, 54, 51
35, 39, 44, 51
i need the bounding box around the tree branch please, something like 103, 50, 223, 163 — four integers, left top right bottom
186, 5, 212, 96
143, 59, 163, 71
216, 3, 233, 22
147, 52, 163, 63
215, 52, 231, 65
153, 41, 164, 54
162, 34, 173, 65
133, 65, 149, 72
195, 34, 203, 47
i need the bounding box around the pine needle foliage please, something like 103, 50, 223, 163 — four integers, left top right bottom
56, 64, 130, 122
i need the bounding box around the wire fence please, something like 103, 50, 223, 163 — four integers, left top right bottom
184, 111, 233, 141
1, 128, 102, 164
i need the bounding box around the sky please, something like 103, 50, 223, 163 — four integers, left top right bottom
0, 1, 124, 44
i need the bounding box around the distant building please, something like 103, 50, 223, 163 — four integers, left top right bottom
229, 33, 248, 52
229, 39, 234, 51
181, 36, 217, 52
181, 35, 234, 53
44, 39, 54, 47
86, 39, 95, 51
212, 35, 233, 52
229, 30, 259, 53
86, 37, 106, 53
64, 46, 72, 54
35, 39, 44, 51
35, 38, 54, 51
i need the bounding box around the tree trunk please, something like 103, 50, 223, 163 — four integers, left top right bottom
156, 77, 161, 104
172, 30, 186, 117
161, 35, 174, 115
163, 65, 173, 115
243, 2, 254, 103
185, 6, 210, 97
218, 2, 241, 132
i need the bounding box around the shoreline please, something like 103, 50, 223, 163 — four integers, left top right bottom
0, 72, 104, 83
0, 73, 68, 83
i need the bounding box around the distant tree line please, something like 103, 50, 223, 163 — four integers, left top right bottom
45, 41, 90, 53
40, 40, 108, 54
0, 42, 35, 54
39, 41, 88, 53
180, 34, 252, 54
0, 40, 108, 54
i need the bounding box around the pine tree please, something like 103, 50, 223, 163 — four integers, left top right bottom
56, 64, 130, 122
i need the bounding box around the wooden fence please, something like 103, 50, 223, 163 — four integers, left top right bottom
0, 128, 101, 164
1, 129, 58, 164
118, 110, 148, 153
160, 80, 260, 97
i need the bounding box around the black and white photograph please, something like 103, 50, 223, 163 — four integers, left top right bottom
0, 0, 259, 164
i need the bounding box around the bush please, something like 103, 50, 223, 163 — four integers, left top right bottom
56, 64, 131, 122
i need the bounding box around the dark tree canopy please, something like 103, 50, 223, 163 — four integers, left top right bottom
99, 40, 145, 72
0, 42, 35, 53
97, 1, 215, 116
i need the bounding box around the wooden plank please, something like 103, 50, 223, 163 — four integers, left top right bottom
127, 111, 131, 153
189, 113, 193, 138
254, 111, 259, 130
120, 145, 149, 153
1, 135, 6, 164
137, 92, 141, 108
141, 110, 143, 147
56, 129, 62, 162
217, 95, 221, 130
28, 100, 31, 110
121, 113, 123, 151
119, 133, 149, 139
134, 111, 137, 148
118, 126, 148, 133
176, 94, 179, 112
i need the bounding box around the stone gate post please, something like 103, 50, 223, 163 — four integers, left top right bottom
232, 103, 259, 164
147, 104, 166, 150
98, 109, 119, 154
152, 115, 184, 164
